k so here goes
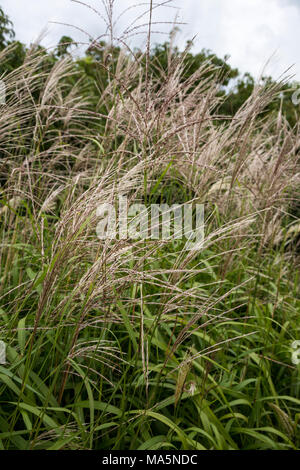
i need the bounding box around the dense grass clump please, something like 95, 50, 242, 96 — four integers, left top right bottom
0, 1, 299, 450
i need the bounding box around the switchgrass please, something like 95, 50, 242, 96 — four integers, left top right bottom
0, 1, 299, 450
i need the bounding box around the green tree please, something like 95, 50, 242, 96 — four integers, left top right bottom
0, 7, 26, 73
56, 36, 75, 58
0, 6, 15, 49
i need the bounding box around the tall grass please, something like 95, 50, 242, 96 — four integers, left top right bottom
0, 1, 299, 450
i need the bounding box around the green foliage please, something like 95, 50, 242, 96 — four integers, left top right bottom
0, 8, 26, 73
0, 6, 15, 49
150, 41, 239, 87
56, 36, 75, 58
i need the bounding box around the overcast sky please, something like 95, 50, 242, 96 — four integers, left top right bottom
1, 0, 300, 81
